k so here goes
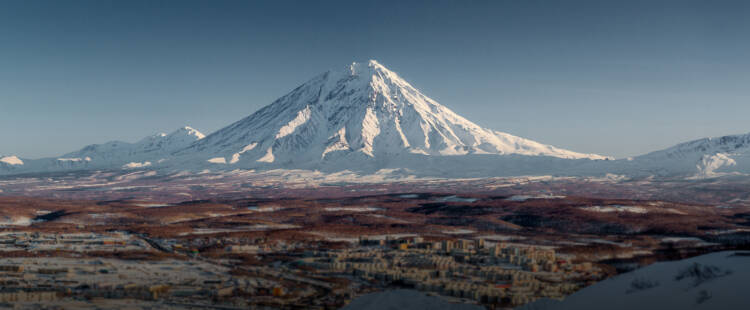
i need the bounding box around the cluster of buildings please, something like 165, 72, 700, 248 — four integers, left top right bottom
0, 228, 605, 309
0, 231, 149, 252
294, 235, 602, 307
0, 255, 283, 307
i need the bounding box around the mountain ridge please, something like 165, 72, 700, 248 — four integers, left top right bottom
4, 60, 749, 179
624, 131, 750, 178
0, 126, 205, 174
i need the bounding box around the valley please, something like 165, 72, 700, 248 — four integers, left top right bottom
0, 185, 748, 309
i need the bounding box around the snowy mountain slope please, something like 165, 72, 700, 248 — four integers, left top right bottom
0, 156, 23, 166
588, 132, 750, 178
0, 155, 25, 174
179, 60, 608, 171
637, 133, 750, 177
1, 127, 205, 174
63, 126, 204, 165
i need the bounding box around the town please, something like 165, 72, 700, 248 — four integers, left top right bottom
0, 229, 604, 309
0, 191, 742, 309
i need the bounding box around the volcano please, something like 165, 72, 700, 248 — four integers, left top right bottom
181, 60, 607, 171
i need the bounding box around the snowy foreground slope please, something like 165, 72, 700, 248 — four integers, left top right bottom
519, 251, 750, 310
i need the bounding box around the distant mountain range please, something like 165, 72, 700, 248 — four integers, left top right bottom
2, 60, 749, 179
2, 126, 205, 174
606, 133, 750, 178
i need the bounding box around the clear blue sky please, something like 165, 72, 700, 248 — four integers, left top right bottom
1, 0, 749, 159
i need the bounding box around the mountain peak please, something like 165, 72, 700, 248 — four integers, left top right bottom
169, 126, 205, 140
348, 59, 388, 74
641, 131, 750, 160
0, 155, 23, 166
140, 126, 204, 143
339, 60, 407, 91
185, 60, 607, 167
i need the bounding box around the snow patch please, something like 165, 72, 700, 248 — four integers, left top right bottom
229, 142, 258, 164
180, 224, 298, 236
247, 206, 284, 212
181, 126, 205, 139
695, 153, 736, 178
57, 157, 91, 162
122, 161, 152, 169
581, 205, 648, 214
322, 127, 351, 158
207, 157, 227, 164
276, 105, 311, 139
0, 156, 23, 166
0, 216, 32, 226
240, 143, 258, 153
438, 195, 478, 203
360, 107, 380, 157
257, 148, 275, 163
506, 194, 566, 202
134, 203, 171, 208
324, 206, 382, 212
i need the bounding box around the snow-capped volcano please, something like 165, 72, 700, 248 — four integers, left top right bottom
0, 61, 613, 177
185, 60, 607, 168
